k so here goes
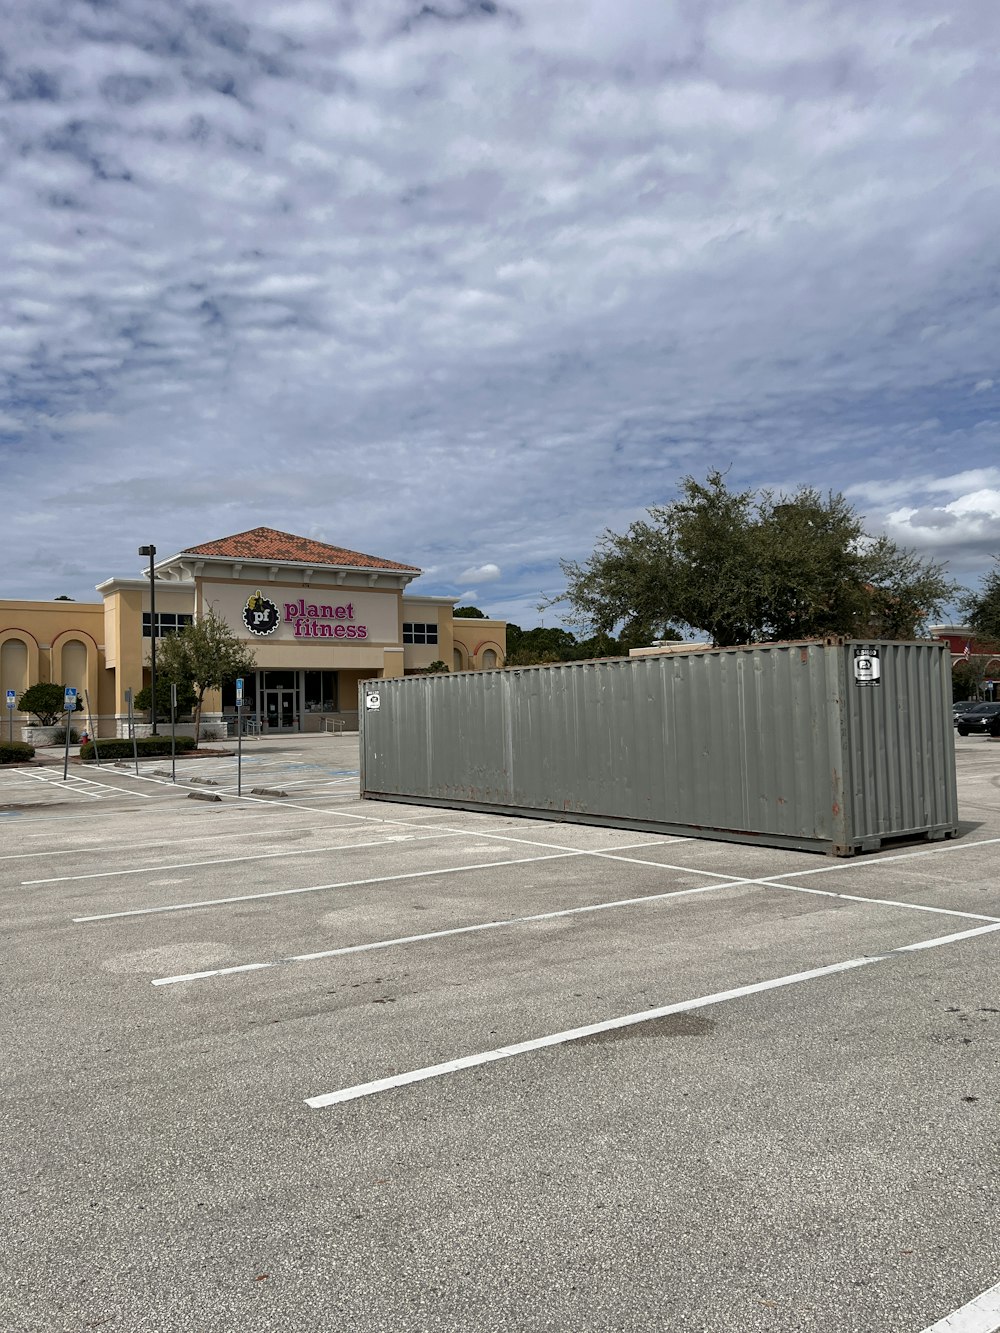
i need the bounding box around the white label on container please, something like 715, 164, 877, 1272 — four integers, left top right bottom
853, 648, 881, 686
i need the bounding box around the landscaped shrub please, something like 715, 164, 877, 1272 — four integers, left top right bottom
18, 683, 84, 725
80, 736, 198, 762
0, 741, 35, 764
51, 727, 81, 745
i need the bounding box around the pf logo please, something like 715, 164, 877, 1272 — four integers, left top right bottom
243, 589, 280, 636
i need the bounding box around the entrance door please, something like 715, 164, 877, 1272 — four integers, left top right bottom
264, 689, 296, 730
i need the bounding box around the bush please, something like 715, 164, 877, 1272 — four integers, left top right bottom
50, 727, 81, 745
18, 682, 84, 726
80, 736, 198, 762
0, 741, 35, 764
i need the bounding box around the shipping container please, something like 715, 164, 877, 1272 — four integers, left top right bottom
359, 640, 959, 855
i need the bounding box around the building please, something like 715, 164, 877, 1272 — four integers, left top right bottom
928, 624, 1000, 698
0, 528, 507, 737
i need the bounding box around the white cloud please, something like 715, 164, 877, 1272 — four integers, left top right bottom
886, 489, 1000, 548
458, 563, 501, 582
0, 0, 998, 614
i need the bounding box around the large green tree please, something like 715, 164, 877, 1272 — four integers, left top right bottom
962, 558, 1000, 644
555, 471, 959, 647
504, 624, 632, 666
153, 607, 257, 743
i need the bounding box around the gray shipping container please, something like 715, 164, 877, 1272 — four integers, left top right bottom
359, 639, 959, 855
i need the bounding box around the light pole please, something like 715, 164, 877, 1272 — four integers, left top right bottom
138, 544, 158, 736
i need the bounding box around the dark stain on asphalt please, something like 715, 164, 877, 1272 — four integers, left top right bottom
575, 1013, 716, 1045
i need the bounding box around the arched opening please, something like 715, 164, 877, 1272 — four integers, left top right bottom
482, 649, 498, 668
1, 637, 29, 702
62, 639, 88, 695
453, 648, 464, 672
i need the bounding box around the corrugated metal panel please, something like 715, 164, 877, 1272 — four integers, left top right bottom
360, 640, 959, 855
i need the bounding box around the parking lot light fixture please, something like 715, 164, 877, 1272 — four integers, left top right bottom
138, 544, 158, 736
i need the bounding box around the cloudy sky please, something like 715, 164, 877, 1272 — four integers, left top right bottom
2, 0, 999, 626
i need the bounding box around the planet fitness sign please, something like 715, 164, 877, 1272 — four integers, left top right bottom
283, 596, 368, 639
239, 589, 369, 640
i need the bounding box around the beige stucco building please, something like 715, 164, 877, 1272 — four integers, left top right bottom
0, 528, 506, 737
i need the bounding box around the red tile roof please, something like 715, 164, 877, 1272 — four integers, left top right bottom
181, 528, 421, 572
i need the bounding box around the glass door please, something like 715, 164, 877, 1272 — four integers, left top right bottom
264, 689, 296, 730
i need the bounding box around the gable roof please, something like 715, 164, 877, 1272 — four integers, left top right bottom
181, 527, 421, 573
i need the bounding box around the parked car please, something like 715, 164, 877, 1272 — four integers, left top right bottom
955, 702, 1000, 736
952, 700, 976, 723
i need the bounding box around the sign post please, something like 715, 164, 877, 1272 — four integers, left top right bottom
63, 687, 77, 781
170, 683, 177, 784
125, 687, 138, 775
84, 688, 100, 766
5, 689, 14, 745
235, 678, 243, 797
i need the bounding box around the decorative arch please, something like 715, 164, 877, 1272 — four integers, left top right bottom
0, 629, 41, 706
453, 646, 465, 672
472, 639, 505, 670
51, 628, 101, 712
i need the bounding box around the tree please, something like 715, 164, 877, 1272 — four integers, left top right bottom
951, 656, 989, 701
505, 624, 579, 666
454, 606, 487, 618
54, 595, 75, 601
962, 558, 1000, 644
154, 607, 257, 744
134, 681, 198, 721
503, 624, 630, 666
18, 683, 84, 726
554, 470, 959, 647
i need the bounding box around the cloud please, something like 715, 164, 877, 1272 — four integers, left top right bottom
458, 562, 501, 582
885, 488, 1000, 552
0, 0, 998, 617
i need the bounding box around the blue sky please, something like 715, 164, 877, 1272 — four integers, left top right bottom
2, 0, 999, 626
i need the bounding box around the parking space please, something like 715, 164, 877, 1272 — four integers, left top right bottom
2, 734, 999, 1331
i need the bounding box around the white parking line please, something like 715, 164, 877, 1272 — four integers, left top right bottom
72, 850, 590, 922
23, 832, 461, 884
148, 858, 1000, 987
920, 1277, 1000, 1332
762, 880, 1000, 924
70, 838, 668, 922
304, 920, 1000, 1108
151, 878, 742, 985
18, 770, 105, 800
0, 818, 359, 861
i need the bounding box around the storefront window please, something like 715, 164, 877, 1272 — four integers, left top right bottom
262, 670, 297, 690
222, 675, 257, 710
304, 670, 338, 712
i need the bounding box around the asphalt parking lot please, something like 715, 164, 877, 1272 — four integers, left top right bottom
1, 733, 998, 1333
